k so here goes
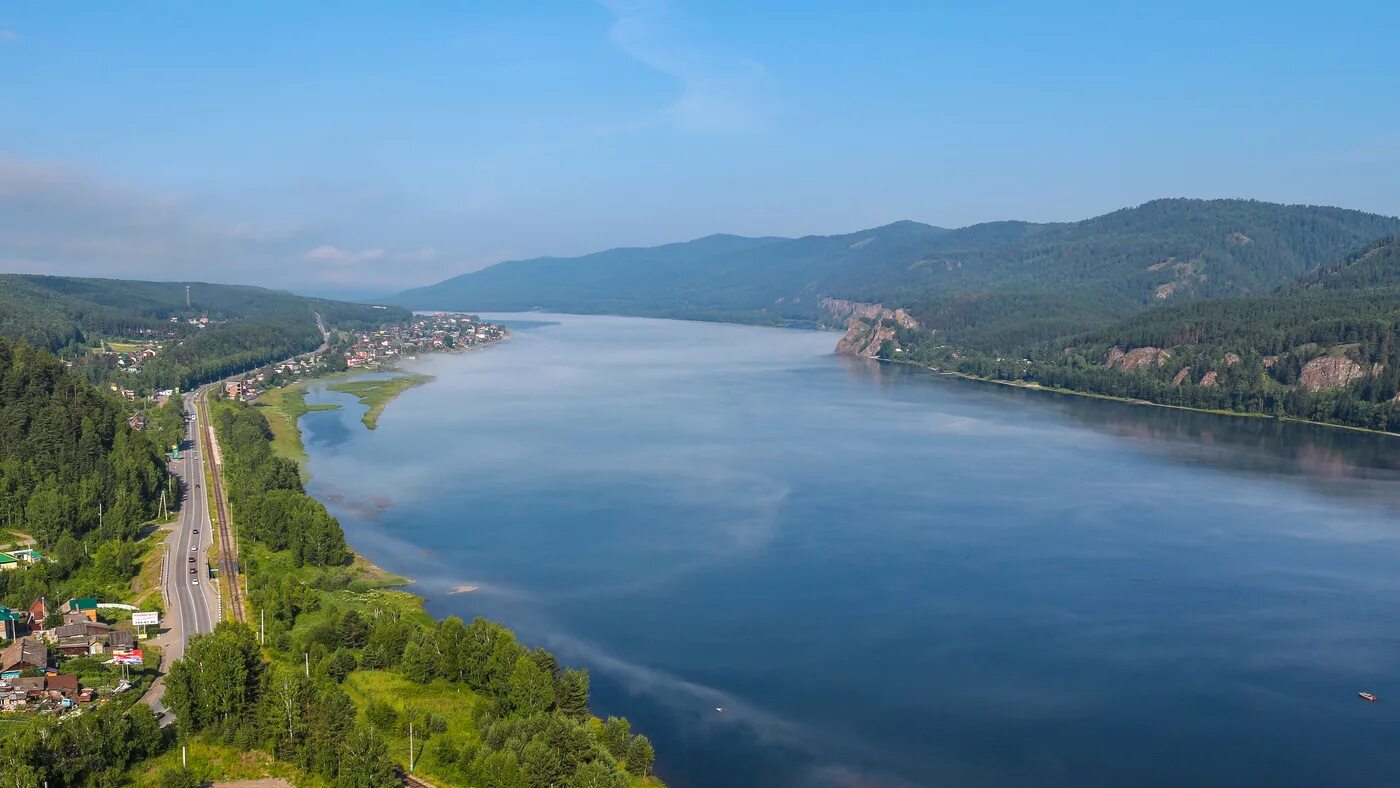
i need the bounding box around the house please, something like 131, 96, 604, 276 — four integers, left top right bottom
27, 597, 47, 633
1, 637, 48, 677
0, 553, 17, 572
128, 412, 147, 431
66, 598, 98, 622
12, 549, 46, 565
0, 608, 20, 640
225, 381, 244, 398
12, 676, 45, 698
54, 621, 111, 656
108, 630, 135, 652
46, 673, 78, 698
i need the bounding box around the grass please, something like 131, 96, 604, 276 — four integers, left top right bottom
254, 380, 341, 470
130, 737, 324, 787
328, 373, 433, 430
342, 671, 483, 785
127, 530, 167, 609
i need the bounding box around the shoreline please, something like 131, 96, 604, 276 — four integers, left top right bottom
254, 338, 510, 587
880, 356, 1400, 439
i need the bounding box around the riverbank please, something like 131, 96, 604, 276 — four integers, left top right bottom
233, 346, 663, 785
888, 357, 1400, 438
328, 372, 434, 429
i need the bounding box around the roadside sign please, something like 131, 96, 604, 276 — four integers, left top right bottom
111, 651, 144, 666
132, 611, 160, 627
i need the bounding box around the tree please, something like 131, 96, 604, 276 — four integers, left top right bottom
555, 668, 590, 719
625, 735, 655, 777
336, 725, 398, 788
599, 717, 631, 760
401, 637, 436, 684
507, 655, 555, 715
165, 622, 263, 740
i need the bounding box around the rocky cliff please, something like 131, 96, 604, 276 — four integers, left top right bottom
824, 299, 920, 358
1299, 356, 1366, 392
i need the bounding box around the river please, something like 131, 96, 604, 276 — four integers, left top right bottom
297, 313, 1400, 787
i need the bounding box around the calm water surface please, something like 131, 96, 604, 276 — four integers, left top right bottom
299, 314, 1400, 787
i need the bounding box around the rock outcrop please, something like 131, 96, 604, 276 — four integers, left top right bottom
1298, 356, 1365, 392
1105, 346, 1170, 372
1172, 366, 1192, 386
825, 299, 920, 358
1200, 370, 1219, 387
1223, 352, 1241, 367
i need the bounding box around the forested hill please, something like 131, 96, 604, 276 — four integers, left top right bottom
388, 199, 1400, 326
0, 274, 409, 391
390, 220, 951, 325
889, 237, 1400, 432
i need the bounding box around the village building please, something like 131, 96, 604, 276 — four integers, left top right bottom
0, 553, 17, 572
0, 608, 21, 640
1, 637, 48, 678
65, 597, 99, 623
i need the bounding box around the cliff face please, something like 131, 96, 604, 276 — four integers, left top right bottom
1299, 356, 1366, 392
824, 299, 920, 358
1105, 346, 1171, 372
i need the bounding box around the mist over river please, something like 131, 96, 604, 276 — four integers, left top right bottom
298, 314, 1400, 787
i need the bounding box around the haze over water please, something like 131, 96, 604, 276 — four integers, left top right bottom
298, 314, 1400, 787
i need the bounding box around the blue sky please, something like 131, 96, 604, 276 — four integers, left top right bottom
1, 1, 1398, 296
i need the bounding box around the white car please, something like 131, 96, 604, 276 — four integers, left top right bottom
192, 580, 200, 586
190, 545, 197, 551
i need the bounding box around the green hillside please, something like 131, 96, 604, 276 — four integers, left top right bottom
0, 275, 410, 391
390, 221, 951, 324
390, 199, 1400, 333
892, 237, 1400, 432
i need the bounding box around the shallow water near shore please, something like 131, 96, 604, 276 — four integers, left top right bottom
298, 313, 1400, 787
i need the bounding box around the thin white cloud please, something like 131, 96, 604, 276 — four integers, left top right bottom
0, 29, 18, 43
302, 244, 385, 264
598, 0, 770, 133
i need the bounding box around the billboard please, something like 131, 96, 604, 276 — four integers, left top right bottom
111, 650, 144, 666
132, 611, 159, 627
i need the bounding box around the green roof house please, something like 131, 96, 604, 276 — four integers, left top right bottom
0, 607, 20, 640
66, 597, 99, 623
0, 553, 17, 572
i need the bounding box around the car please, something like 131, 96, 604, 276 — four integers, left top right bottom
188, 556, 195, 563
192, 580, 199, 586
193, 529, 199, 534
189, 568, 196, 574
190, 545, 197, 551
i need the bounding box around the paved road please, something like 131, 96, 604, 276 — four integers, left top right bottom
143, 391, 221, 718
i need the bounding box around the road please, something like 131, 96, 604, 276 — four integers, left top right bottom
143, 313, 330, 717
143, 392, 221, 717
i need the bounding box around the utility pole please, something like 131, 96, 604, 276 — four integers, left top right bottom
259, 608, 265, 644
185, 285, 191, 308
304, 652, 310, 678
409, 721, 415, 773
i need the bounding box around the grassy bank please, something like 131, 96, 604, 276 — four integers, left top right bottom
254, 380, 342, 469
328, 372, 434, 429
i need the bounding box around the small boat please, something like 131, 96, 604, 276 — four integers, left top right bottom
1358, 692, 1378, 702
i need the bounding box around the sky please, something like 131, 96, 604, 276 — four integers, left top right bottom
1, 0, 1398, 298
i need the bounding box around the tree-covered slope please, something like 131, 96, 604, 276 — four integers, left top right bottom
390, 221, 951, 324
0, 274, 410, 391
888, 237, 1400, 432
390, 199, 1400, 329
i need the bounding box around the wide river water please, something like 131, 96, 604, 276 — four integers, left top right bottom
299, 314, 1400, 787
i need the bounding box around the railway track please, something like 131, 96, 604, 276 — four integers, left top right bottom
197, 388, 245, 623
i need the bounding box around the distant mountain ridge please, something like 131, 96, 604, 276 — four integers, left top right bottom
389, 198, 1400, 329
